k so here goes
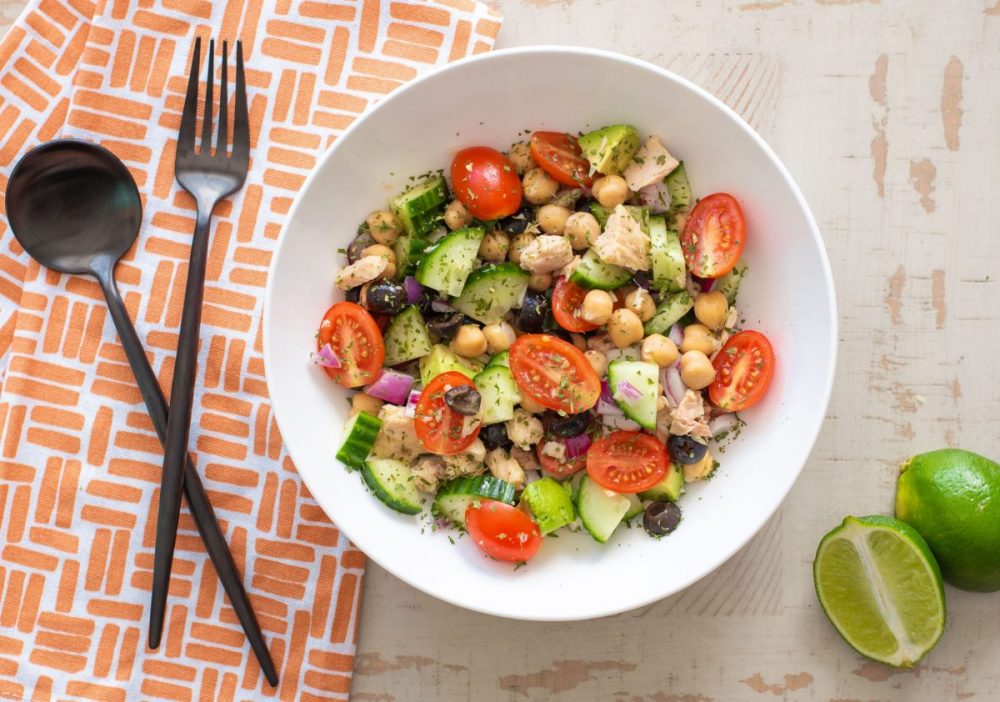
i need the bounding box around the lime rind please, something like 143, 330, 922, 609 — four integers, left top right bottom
814, 515, 945, 668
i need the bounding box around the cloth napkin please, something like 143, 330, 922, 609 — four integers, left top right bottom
0, 1, 501, 699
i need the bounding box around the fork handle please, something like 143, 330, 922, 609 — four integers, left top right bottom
152, 201, 216, 643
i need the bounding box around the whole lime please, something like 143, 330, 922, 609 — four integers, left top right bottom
895, 448, 1000, 592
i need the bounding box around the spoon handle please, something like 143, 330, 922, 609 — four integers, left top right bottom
93, 259, 278, 686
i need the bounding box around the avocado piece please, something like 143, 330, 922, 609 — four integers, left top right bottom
418, 344, 482, 386
639, 464, 685, 502
577, 124, 641, 175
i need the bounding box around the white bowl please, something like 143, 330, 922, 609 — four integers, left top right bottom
264, 47, 837, 621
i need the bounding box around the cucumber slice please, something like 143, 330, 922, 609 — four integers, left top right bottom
521, 477, 576, 534
361, 457, 422, 515
623, 493, 644, 522
450, 263, 529, 325
716, 260, 748, 305
649, 215, 686, 293
415, 226, 485, 296
607, 360, 659, 429
391, 175, 449, 237
432, 475, 517, 527
393, 234, 429, 275
639, 464, 685, 502
569, 249, 632, 291
644, 291, 694, 336
473, 364, 521, 425
487, 350, 509, 368
336, 411, 382, 470
418, 344, 482, 386
589, 203, 650, 233
665, 162, 691, 212
577, 475, 630, 543
382, 305, 433, 367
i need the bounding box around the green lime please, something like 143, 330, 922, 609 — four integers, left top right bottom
895, 448, 1000, 592
814, 515, 945, 667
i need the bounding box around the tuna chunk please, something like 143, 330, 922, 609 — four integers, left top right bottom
372, 405, 423, 461
593, 205, 650, 271
519, 235, 574, 273
335, 255, 387, 290
623, 136, 680, 192
669, 389, 712, 439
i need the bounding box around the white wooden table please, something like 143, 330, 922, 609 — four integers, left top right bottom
5, 1, 998, 699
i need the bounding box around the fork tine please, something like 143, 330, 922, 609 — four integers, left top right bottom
217, 40, 228, 158
200, 38, 215, 154
232, 40, 249, 163
177, 36, 201, 155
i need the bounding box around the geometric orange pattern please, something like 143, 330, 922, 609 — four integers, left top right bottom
0, 1, 500, 699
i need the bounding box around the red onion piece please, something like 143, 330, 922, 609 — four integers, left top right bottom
668, 323, 684, 347
403, 276, 423, 304
404, 389, 421, 417
597, 398, 624, 416
564, 433, 592, 458
603, 415, 641, 431
662, 365, 686, 406
430, 300, 454, 314
600, 380, 615, 406
311, 343, 341, 369
366, 369, 414, 405
616, 380, 642, 402
636, 180, 671, 214
692, 275, 714, 292
709, 412, 740, 438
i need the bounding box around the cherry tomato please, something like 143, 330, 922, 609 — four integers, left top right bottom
551, 277, 599, 333
530, 131, 593, 187
317, 302, 384, 387
536, 441, 587, 478
509, 334, 601, 415
680, 192, 746, 279
709, 330, 775, 412
414, 372, 481, 455
586, 431, 669, 493
450, 146, 522, 220
465, 500, 543, 562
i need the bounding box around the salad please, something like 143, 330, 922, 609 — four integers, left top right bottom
315, 125, 776, 566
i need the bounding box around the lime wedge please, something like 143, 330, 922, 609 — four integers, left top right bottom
814, 515, 945, 667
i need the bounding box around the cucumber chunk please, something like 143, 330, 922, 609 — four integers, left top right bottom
362, 457, 422, 515
382, 305, 433, 367
569, 249, 632, 291
643, 291, 694, 336
649, 215, 686, 293
607, 360, 659, 430
487, 350, 510, 368
623, 493, 644, 522
393, 234, 429, 276
639, 464, 685, 502
415, 226, 485, 296
473, 364, 521, 425
419, 344, 482, 386
450, 263, 529, 325
391, 175, 449, 237
664, 162, 691, 212
336, 411, 382, 470
433, 475, 517, 527
715, 260, 748, 305
577, 475, 630, 543
577, 125, 640, 175
521, 477, 576, 534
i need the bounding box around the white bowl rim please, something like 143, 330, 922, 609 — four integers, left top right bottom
263, 45, 839, 620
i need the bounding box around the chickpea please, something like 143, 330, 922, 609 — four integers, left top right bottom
483, 321, 516, 354
520, 394, 546, 414
451, 324, 488, 358
683, 449, 716, 482
508, 232, 535, 264
444, 199, 472, 231
624, 288, 656, 322
351, 392, 383, 416
641, 334, 679, 367
508, 141, 534, 173
681, 323, 716, 355
522, 167, 559, 205
694, 290, 729, 330
679, 350, 716, 390
570, 333, 588, 352
656, 395, 667, 411
537, 204, 571, 235
584, 350, 608, 377
379, 261, 397, 280
592, 174, 629, 209
479, 230, 510, 264
366, 210, 401, 245
360, 243, 396, 265
580, 289, 614, 325
528, 271, 553, 292
608, 308, 644, 348
564, 211, 601, 250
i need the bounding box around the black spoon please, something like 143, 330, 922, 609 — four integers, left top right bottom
5, 139, 278, 686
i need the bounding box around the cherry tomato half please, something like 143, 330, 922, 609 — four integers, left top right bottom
465, 500, 543, 562
530, 131, 593, 187
317, 302, 384, 387
680, 192, 746, 279
709, 330, 775, 412
586, 431, 669, 493
450, 146, 522, 220
509, 334, 601, 415
536, 440, 587, 478
414, 371, 481, 455
551, 277, 599, 333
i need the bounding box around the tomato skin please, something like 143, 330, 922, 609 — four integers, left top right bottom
681, 192, 746, 279
709, 330, 775, 412
465, 500, 543, 562
530, 131, 593, 187
536, 441, 587, 478
509, 334, 601, 415
551, 277, 599, 333
317, 302, 384, 388
586, 431, 669, 493
414, 372, 481, 455
450, 146, 522, 220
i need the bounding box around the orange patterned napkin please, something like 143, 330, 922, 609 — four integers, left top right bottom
0, 1, 501, 699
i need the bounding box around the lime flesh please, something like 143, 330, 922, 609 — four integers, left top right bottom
814, 515, 945, 667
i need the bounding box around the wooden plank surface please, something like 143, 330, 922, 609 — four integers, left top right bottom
2, 1, 997, 700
